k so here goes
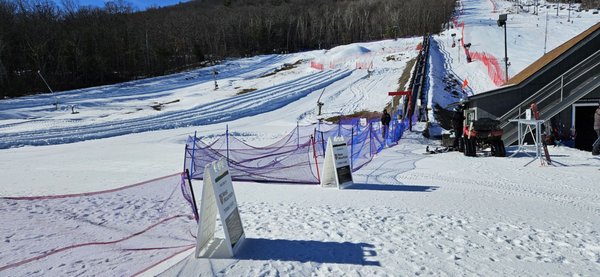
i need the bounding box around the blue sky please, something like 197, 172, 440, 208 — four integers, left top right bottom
57, 0, 189, 10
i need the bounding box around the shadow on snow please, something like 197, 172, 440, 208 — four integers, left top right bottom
236, 238, 380, 266
347, 183, 439, 192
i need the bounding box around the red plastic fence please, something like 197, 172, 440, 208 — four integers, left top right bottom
470, 52, 505, 86
454, 4, 505, 86
310, 61, 324, 70
355, 61, 373, 70
0, 173, 196, 277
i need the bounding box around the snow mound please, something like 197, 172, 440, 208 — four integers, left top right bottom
327, 44, 371, 60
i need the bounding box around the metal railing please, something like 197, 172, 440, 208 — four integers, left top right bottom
498, 49, 600, 145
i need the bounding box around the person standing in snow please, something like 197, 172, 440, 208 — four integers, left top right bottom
452, 104, 465, 150
381, 108, 391, 140
593, 101, 600, 155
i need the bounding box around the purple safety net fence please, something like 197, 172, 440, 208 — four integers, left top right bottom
0, 173, 197, 277
185, 125, 322, 183
184, 112, 410, 184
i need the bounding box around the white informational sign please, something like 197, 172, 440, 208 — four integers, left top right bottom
525, 109, 532, 120
359, 118, 368, 127
320, 136, 354, 189
195, 157, 245, 258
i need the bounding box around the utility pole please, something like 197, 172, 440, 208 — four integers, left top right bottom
498, 14, 509, 82
567, 0, 571, 22
503, 21, 508, 82
544, 11, 549, 54
557, 0, 559, 16
458, 38, 461, 63
316, 88, 326, 116
212, 69, 219, 90
37, 70, 58, 110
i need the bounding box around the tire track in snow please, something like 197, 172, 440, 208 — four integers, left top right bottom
398, 169, 600, 216
0, 55, 288, 112
0, 69, 352, 148
371, 130, 600, 216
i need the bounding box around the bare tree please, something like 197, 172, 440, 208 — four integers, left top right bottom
2, 0, 456, 97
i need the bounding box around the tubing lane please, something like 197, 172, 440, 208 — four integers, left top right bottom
0, 69, 352, 149
0, 55, 287, 111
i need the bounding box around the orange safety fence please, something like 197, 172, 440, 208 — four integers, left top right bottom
355, 61, 373, 70
470, 51, 506, 86
310, 61, 324, 70
455, 5, 506, 86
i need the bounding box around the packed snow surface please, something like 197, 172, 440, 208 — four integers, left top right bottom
1, 0, 599, 276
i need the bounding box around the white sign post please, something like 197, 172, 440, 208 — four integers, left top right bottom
320, 136, 354, 189
195, 157, 245, 258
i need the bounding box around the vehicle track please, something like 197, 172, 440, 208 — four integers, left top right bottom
397, 169, 600, 216
0, 69, 352, 148
0, 55, 288, 111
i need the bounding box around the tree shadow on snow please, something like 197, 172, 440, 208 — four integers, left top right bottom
347, 183, 439, 192
236, 238, 380, 266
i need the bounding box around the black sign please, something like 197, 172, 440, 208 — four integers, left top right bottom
336, 165, 353, 185
225, 207, 244, 248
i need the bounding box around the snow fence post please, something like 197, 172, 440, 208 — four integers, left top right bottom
383, 121, 387, 145
321, 131, 326, 157
350, 127, 354, 170
297, 121, 300, 147
393, 117, 397, 141
369, 122, 373, 158
317, 118, 320, 133
393, 112, 399, 143
390, 113, 395, 143
311, 135, 321, 182
185, 169, 199, 222
226, 125, 230, 166
183, 144, 189, 173
190, 131, 197, 176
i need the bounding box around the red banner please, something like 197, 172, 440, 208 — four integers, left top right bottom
388, 91, 412, 96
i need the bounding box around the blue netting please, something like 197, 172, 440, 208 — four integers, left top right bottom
184, 112, 409, 184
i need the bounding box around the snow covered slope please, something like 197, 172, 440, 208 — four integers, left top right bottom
0, 0, 599, 276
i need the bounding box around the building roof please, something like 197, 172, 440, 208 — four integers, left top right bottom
505, 22, 600, 86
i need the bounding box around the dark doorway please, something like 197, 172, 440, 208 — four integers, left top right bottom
574, 105, 598, 151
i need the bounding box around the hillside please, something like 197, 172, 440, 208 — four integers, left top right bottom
0, 0, 599, 276
426, 0, 599, 112
0, 0, 453, 98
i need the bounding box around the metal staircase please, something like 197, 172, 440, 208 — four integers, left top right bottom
498, 49, 600, 145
